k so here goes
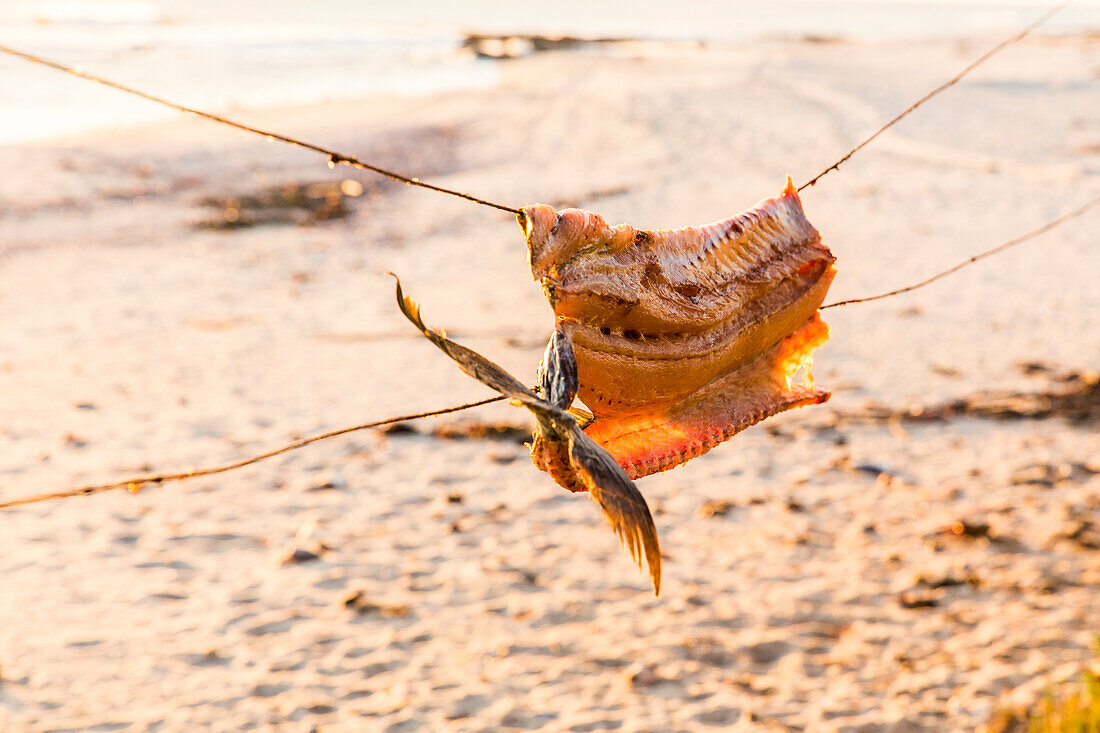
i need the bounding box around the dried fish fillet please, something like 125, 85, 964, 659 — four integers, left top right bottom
523, 178, 835, 485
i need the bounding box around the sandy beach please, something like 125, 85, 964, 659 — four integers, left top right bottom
1, 27, 1098, 732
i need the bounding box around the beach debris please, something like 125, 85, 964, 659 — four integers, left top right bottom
393, 277, 661, 594
374, 420, 532, 444
61, 432, 88, 448
948, 520, 992, 539
430, 421, 530, 444
926, 518, 1022, 552
461, 33, 631, 60
342, 590, 412, 618
835, 369, 1100, 425
785, 498, 806, 513
522, 177, 835, 484
698, 499, 737, 519
282, 548, 322, 564
914, 572, 982, 589
279, 517, 329, 565
304, 473, 347, 492
1047, 507, 1100, 550
484, 503, 510, 521
930, 363, 962, 378
1018, 360, 1052, 376
898, 591, 940, 609
1010, 463, 1070, 487
851, 462, 911, 488
854, 462, 893, 478
196, 179, 364, 229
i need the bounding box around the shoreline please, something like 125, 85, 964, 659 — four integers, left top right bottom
3, 8, 1099, 146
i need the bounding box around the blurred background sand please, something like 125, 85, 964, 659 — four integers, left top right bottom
1, 2, 1098, 731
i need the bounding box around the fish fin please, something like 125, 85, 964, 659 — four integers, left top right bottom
566, 426, 662, 595
391, 274, 548, 410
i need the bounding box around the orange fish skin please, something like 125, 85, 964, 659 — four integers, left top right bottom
585, 313, 831, 480
531, 313, 831, 487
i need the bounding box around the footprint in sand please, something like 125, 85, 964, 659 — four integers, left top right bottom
693, 705, 743, 726
244, 614, 304, 636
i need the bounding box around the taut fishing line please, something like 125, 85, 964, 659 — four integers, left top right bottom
0, 1, 1093, 510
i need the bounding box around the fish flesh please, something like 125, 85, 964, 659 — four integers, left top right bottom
523, 177, 835, 488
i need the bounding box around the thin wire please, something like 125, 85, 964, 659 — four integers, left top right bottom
797, 1, 1070, 192
0, 396, 504, 510
4, 193, 1095, 510
0, 44, 522, 216
822, 192, 1100, 309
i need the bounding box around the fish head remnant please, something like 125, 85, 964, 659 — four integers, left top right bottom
537, 328, 580, 411
522, 177, 836, 482
522, 204, 641, 320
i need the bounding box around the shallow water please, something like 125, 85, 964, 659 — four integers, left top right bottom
0, 0, 1097, 145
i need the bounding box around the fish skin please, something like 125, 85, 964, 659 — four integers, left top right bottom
523, 178, 835, 482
